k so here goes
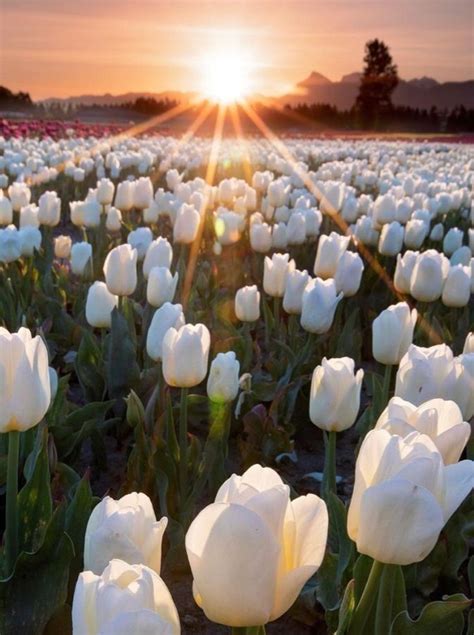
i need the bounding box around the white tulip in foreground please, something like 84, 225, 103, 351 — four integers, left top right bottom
263, 252, 295, 297
146, 302, 185, 362
347, 429, 474, 565
103, 244, 138, 296
376, 396, 470, 465
309, 357, 364, 432
85, 281, 118, 329
72, 559, 180, 635
84, 492, 167, 576
0, 327, 51, 432
207, 351, 240, 404
372, 302, 417, 365
235, 285, 260, 322
185, 465, 328, 627
162, 323, 210, 387
313, 231, 350, 279
300, 278, 342, 334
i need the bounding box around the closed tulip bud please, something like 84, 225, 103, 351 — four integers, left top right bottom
103, 244, 137, 296
235, 285, 260, 322
162, 323, 210, 387
347, 429, 474, 565
250, 222, 272, 253
463, 332, 474, 354
86, 281, 118, 328
207, 351, 240, 403
19, 204, 39, 229
301, 278, 342, 334
147, 266, 178, 308
84, 493, 168, 575
71, 242, 93, 277
143, 201, 160, 224
443, 227, 463, 256
404, 219, 428, 249
114, 180, 135, 212
287, 212, 306, 245
73, 168, 85, 183
313, 232, 350, 279
0, 194, 13, 225
378, 221, 404, 256
54, 235, 72, 259
133, 177, 153, 209
376, 396, 470, 465
174, 203, 200, 244
70, 201, 85, 227
105, 206, 122, 232
267, 180, 289, 208
143, 237, 173, 279
0, 327, 51, 432
303, 208, 322, 238
8, 182, 30, 212
334, 251, 364, 297
19, 226, 41, 256
96, 178, 114, 205
263, 253, 295, 297
271, 223, 288, 250
185, 464, 328, 627
372, 302, 417, 365
146, 302, 185, 362
429, 223, 444, 241
38, 191, 61, 226
319, 181, 345, 216
283, 269, 309, 314
450, 245, 471, 266
395, 344, 457, 406
452, 354, 474, 420
410, 249, 449, 302
0, 226, 21, 263
441, 265, 471, 307
166, 168, 182, 191
127, 226, 153, 260
310, 357, 363, 431
82, 200, 101, 228
72, 559, 180, 635
372, 194, 397, 229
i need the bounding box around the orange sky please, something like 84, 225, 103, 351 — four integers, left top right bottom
1, 0, 473, 99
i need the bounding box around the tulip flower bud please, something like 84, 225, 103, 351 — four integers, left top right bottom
142, 237, 173, 279
287, 211, 306, 245
146, 302, 185, 362
0, 226, 21, 263
207, 351, 240, 403
127, 226, 153, 260
303, 208, 322, 238
429, 223, 444, 242
185, 465, 328, 627
450, 245, 471, 267
162, 323, 210, 387
372, 194, 397, 229
378, 221, 404, 256
8, 182, 31, 212
372, 302, 417, 365
71, 242, 93, 277
0, 327, 51, 432
410, 249, 449, 302
86, 281, 118, 329
309, 357, 363, 431
146, 266, 178, 308
0, 194, 13, 225
376, 396, 470, 464
263, 253, 295, 297
271, 223, 288, 250
174, 203, 200, 244
132, 177, 153, 209
38, 191, 61, 227
404, 219, 428, 250
19, 226, 41, 256
441, 265, 471, 307
395, 343, 457, 406
70, 201, 85, 227
354, 216, 380, 246
72, 560, 180, 635
334, 251, 364, 297
235, 285, 260, 322
96, 178, 115, 205
19, 203, 40, 229
82, 200, 101, 228
347, 430, 474, 565
463, 332, 474, 354
250, 222, 272, 253
283, 268, 309, 314
114, 180, 135, 212
214, 211, 242, 246
84, 492, 168, 575
103, 244, 137, 296
105, 206, 122, 232
301, 278, 342, 334
54, 235, 72, 259
313, 232, 350, 279
443, 227, 463, 256
125, 390, 146, 428
143, 201, 160, 224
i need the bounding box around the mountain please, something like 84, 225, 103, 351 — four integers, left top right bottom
279, 71, 474, 110
41, 90, 197, 106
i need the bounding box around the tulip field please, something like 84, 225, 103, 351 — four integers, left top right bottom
0, 130, 473, 635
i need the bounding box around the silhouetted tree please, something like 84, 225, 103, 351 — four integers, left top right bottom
355, 39, 399, 128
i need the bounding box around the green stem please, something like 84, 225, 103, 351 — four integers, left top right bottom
349, 560, 385, 635
118, 295, 125, 314
6, 430, 20, 575
374, 564, 399, 635
179, 387, 189, 510
231, 627, 266, 635
322, 430, 337, 500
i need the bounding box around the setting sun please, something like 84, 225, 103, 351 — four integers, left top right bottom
200, 52, 253, 104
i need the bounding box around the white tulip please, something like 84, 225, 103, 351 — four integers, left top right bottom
147, 267, 178, 308
86, 281, 118, 329
207, 351, 240, 403
301, 278, 342, 334
162, 323, 210, 388
146, 303, 185, 362
372, 302, 417, 365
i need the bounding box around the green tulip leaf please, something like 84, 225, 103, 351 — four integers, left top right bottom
390, 594, 472, 635
106, 308, 140, 413
74, 329, 105, 402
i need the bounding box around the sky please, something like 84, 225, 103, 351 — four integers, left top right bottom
1, 0, 473, 99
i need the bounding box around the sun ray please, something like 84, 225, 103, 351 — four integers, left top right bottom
228, 102, 253, 184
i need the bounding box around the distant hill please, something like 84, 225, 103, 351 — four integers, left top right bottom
41, 90, 197, 106
279, 72, 474, 110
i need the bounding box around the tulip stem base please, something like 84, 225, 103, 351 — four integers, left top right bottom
231, 627, 266, 635
322, 430, 337, 500
179, 387, 189, 511
5, 430, 20, 575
